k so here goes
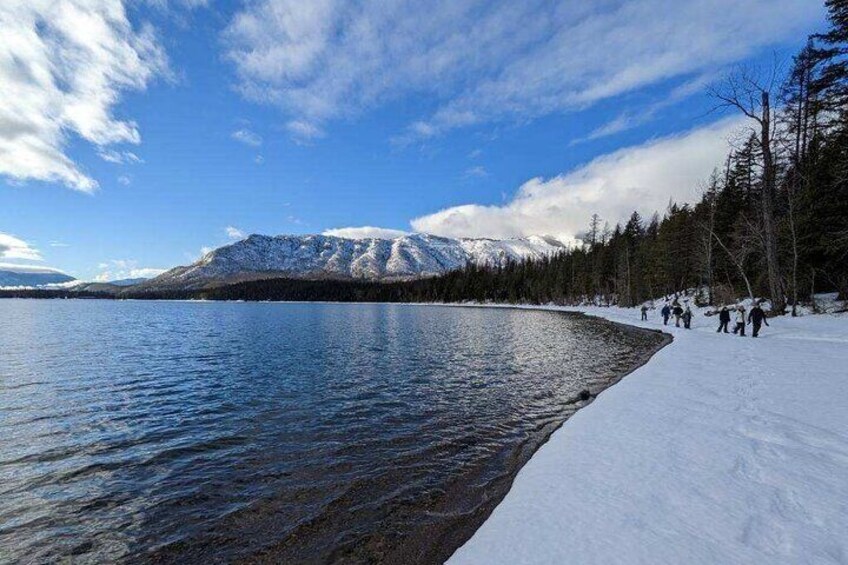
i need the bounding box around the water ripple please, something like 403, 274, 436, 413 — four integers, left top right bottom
0, 300, 663, 564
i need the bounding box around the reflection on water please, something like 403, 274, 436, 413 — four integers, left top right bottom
0, 300, 664, 563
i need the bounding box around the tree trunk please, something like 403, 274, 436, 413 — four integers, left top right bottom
760, 92, 786, 313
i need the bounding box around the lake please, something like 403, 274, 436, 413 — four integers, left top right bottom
0, 300, 665, 563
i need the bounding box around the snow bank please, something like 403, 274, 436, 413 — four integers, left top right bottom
449, 304, 848, 564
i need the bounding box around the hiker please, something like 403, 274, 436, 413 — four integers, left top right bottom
682, 305, 693, 329
717, 306, 730, 333
748, 302, 770, 338
732, 306, 746, 336
640, 304, 648, 321
661, 303, 671, 325
672, 303, 684, 327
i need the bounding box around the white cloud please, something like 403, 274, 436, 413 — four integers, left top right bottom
94, 259, 165, 281
0, 232, 42, 261
0, 262, 66, 274
571, 74, 718, 145
464, 165, 488, 179
411, 117, 743, 241
98, 148, 143, 164
322, 226, 407, 240
224, 0, 821, 140
286, 120, 324, 143
143, 0, 209, 9
117, 174, 131, 186
0, 1, 168, 191
254, 154, 265, 164
225, 225, 246, 239
231, 128, 263, 146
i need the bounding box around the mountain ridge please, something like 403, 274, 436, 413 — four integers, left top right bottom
141, 233, 567, 291
0, 265, 75, 288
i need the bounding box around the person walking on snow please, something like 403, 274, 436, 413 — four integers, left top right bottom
640, 304, 648, 321
717, 306, 730, 333
672, 303, 684, 327
661, 303, 671, 325
682, 305, 693, 329
748, 302, 770, 338
732, 306, 746, 336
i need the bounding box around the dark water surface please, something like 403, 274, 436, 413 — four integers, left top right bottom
0, 300, 664, 564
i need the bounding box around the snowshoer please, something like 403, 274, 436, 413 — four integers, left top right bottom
732, 306, 746, 336
673, 304, 684, 327
682, 306, 693, 329
748, 303, 770, 338
641, 305, 648, 321
717, 307, 730, 333
661, 304, 671, 325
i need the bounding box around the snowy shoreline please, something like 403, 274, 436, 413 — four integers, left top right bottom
448, 303, 848, 564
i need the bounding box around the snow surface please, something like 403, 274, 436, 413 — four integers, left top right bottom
449, 303, 848, 564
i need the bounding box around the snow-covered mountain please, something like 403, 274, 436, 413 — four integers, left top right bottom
0, 264, 75, 288
143, 233, 567, 290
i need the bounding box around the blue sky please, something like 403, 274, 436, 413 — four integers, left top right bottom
0, 0, 825, 281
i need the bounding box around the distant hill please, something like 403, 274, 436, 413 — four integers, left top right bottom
139, 233, 567, 291
0, 265, 75, 288
108, 277, 149, 287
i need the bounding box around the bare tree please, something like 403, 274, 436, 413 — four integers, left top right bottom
711, 229, 755, 302
711, 67, 786, 313
696, 171, 720, 305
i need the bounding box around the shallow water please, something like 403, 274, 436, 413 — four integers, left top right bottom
0, 300, 664, 564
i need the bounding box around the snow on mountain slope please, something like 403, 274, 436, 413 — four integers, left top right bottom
144, 233, 566, 289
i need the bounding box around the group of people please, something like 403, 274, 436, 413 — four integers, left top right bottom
641, 300, 770, 337
651, 301, 694, 329
715, 303, 770, 337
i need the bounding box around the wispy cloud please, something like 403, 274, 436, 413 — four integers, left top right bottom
224, 0, 821, 141
0, 232, 42, 261
286, 120, 324, 143
231, 128, 263, 147
411, 117, 743, 241
0, 1, 169, 191
98, 149, 143, 164
0, 262, 66, 274
94, 259, 165, 282
570, 74, 719, 145
322, 226, 408, 240
225, 225, 246, 239
463, 165, 489, 179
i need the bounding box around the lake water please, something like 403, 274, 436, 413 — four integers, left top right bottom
0, 300, 664, 564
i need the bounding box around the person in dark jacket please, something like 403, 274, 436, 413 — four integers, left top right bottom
748, 303, 770, 337
661, 304, 671, 325
640, 304, 648, 321
717, 306, 730, 333
682, 305, 693, 329
672, 303, 684, 327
